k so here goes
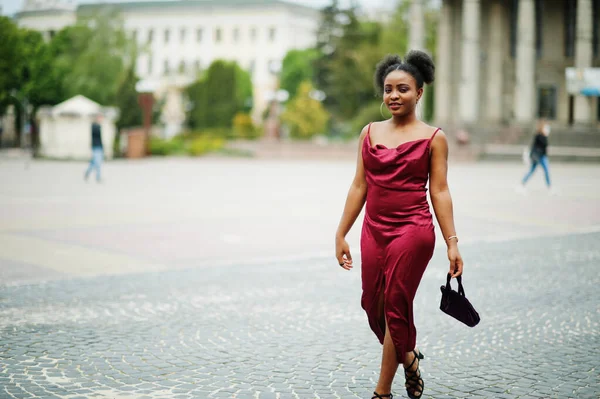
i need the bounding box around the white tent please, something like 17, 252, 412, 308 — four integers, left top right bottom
38, 95, 118, 160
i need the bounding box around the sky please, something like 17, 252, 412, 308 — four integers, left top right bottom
1, 0, 392, 16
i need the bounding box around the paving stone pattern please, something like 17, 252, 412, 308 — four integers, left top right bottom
1, 232, 599, 399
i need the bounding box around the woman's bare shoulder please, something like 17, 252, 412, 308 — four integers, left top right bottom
359, 122, 376, 141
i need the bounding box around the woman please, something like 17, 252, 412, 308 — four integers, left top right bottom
521, 119, 551, 190
334, 51, 463, 399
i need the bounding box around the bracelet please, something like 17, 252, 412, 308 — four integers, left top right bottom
447, 235, 459, 242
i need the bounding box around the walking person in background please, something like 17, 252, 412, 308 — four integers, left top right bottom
520, 119, 552, 193
335, 50, 464, 399
84, 114, 104, 183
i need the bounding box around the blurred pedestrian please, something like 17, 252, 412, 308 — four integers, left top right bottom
84, 114, 104, 183
519, 119, 552, 192
335, 50, 464, 399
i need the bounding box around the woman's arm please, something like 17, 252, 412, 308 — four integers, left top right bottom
335, 125, 369, 270
429, 130, 463, 278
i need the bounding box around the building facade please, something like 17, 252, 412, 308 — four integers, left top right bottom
16, 0, 319, 136
417, 0, 600, 131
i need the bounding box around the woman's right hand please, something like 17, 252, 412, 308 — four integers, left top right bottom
335, 236, 353, 270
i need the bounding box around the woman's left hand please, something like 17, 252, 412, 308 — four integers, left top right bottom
448, 245, 463, 278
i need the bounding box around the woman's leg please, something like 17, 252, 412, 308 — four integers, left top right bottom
540, 155, 551, 187
374, 322, 400, 395
522, 160, 538, 185
374, 322, 423, 396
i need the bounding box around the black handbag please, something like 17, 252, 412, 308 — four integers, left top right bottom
440, 273, 480, 327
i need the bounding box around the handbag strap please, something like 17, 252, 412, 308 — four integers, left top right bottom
446, 273, 465, 296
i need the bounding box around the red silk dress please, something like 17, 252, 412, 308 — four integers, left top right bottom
360, 123, 440, 361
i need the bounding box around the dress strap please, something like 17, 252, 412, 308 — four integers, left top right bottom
363, 122, 373, 147
429, 127, 441, 142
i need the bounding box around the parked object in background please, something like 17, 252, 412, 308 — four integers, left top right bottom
37, 95, 118, 160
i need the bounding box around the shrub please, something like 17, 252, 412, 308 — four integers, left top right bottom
232, 112, 260, 139
188, 136, 225, 156
149, 136, 171, 156
149, 135, 187, 156
280, 81, 329, 139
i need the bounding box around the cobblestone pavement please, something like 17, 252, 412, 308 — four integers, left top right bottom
0, 158, 599, 398
1, 232, 599, 399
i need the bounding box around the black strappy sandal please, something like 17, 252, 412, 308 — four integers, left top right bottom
404, 350, 424, 399
372, 392, 393, 399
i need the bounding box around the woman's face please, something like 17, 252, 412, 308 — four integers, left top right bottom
383, 70, 422, 117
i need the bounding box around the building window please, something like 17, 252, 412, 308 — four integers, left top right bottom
268, 27, 276, 42
215, 28, 222, 43
164, 60, 170, 75
593, 0, 599, 57
535, 0, 543, 59
233, 27, 240, 42
250, 27, 257, 42
178, 61, 186, 74
180, 28, 186, 43
164, 29, 171, 44
148, 57, 153, 75
564, 0, 577, 58
248, 59, 255, 76
148, 29, 154, 44
195, 60, 201, 71
197, 28, 203, 42
537, 85, 557, 120
132, 29, 137, 42
48, 30, 55, 39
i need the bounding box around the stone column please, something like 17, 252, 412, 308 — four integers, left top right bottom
435, 0, 452, 124
485, 0, 504, 122
409, 0, 425, 51
459, 0, 481, 124
514, 0, 536, 123
574, 0, 593, 124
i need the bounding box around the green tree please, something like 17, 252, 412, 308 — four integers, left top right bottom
203, 60, 235, 128
186, 79, 208, 130
57, 8, 136, 106
311, 0, 440, 126
22, 30, 67, 109
115, 65, 142, 129
0, 18, 66, 146
281, 81, 329, 139
424, 3, 439, 121
234, 63, 253, 113
19, 29, 66, 149
327, 16, 382, 118
280, 48, 319, 99
0, 17, 23, 114
311, 2, 389, 121
378, 0, 410, 55
312, 0, 342, 110
186, 60, 253, 130
113, 64, 143, 155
